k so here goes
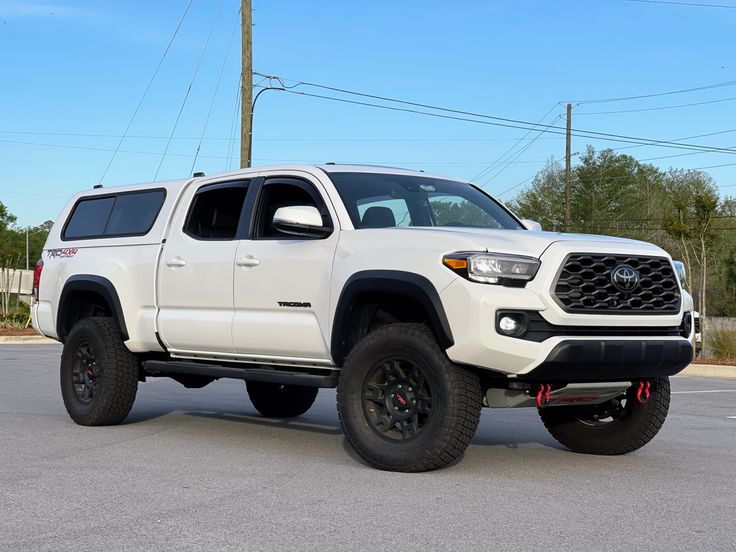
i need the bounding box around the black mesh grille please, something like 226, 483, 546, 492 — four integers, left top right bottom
554, 254, 681, 314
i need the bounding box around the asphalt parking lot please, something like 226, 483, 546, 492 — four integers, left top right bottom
1, 344, 735, 552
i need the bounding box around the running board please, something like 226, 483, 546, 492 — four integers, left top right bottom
143, 360, 339, 388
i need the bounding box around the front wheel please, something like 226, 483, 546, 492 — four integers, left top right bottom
337, 323, 482, 472
538, 377, 671, 455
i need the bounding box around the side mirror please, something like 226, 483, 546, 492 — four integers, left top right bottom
521, 219, 543, 232
272, 205, 332, 238
673, 260, 687, 287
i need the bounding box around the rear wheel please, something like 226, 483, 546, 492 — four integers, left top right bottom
246, 381, 318, 418
538, 377, 670, 455
60, 317, 139, 426
337, 323, 482, 472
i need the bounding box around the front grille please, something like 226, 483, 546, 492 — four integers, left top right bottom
554, 254, 681, 314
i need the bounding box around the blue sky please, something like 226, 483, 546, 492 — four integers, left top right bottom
0, 0, 735, 226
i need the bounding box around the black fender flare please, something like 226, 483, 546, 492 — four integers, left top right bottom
331, 270, 454, 366
57, 275, 128, 341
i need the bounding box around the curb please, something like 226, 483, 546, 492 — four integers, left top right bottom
680, 364, 736, 380
0, 336, 59, 345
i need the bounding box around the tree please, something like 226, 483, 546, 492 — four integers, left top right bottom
662, 169, 719, 320
508, 147, 667, 238
507, 147, 736, 317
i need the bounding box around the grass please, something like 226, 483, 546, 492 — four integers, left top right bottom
706, 328, 736, 363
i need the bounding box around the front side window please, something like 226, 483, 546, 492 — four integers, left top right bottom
63, 189, 166, 240
254, 180, 331, 239
328, 172, 523, 230
184, 184, 247, 240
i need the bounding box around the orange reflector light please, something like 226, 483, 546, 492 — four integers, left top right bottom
443, 258, 467, 270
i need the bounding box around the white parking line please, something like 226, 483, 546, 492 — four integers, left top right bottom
672, 390, 736, 394
728, 416, 736, 419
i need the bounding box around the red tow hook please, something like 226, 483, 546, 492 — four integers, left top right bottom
636, 381, 651, 404
536, 383, 551, 408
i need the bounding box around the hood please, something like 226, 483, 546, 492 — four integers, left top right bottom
382, 227, 664, 258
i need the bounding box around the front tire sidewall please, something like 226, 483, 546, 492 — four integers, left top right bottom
338, 324, 481, 472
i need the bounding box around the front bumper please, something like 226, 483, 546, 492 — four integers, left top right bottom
440, 276, 694, 377
519, 338, 693, 382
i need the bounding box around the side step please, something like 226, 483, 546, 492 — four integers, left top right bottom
144, 360, 339, 388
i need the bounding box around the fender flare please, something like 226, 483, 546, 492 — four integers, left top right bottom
57, 275, 128, 341
331, 270, 454, 365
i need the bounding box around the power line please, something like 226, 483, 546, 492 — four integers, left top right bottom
470, 104, 559, 182
190, 8, 239, 174
568, 79, 736, 105
269, 84, 736, 155
155, 0, 225, 181
0, 129, 563, 143
0, 138, 553, 166
576, 96, 736, 115
479, 115, 565, 188
624, 0, 736, 8
98, 0, 194, 184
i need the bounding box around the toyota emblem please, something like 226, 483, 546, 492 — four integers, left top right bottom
611, 264, 639, 292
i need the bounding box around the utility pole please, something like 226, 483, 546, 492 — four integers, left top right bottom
240, 0, 252, 168
564, 103, 572, 232
26, 227, 29, 270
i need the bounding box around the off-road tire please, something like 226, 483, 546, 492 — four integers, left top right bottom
246, 381, 318, 417
337, 323, 482, 472
538, 377, 671, 455
60, 317, 139, 426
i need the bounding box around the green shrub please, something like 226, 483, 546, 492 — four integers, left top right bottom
707, 328, 736, 361
0, 312, 28, 329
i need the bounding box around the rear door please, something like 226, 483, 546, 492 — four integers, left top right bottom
232, 175, 339, 361
156, 179, 251, 354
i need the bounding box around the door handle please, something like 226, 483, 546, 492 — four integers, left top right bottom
236, 256, 260, 268
166, 257, 187, 268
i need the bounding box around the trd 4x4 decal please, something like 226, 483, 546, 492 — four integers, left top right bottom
47, 248, 79, 259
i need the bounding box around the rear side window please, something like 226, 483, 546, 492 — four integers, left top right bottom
62, 189, 166, 240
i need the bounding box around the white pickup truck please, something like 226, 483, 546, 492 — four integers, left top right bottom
32, 164, 694, 472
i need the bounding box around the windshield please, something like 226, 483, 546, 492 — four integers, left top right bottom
328, 172, 524, 230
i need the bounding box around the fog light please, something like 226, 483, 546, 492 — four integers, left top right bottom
496, 311, 528, 338
499, 316, 518, 333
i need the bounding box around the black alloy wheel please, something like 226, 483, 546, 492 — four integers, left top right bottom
362, 358, 433, 442
70, 342, 99, 404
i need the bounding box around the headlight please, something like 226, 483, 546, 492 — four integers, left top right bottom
673, 260, 686, 286
443, 252, 540, 285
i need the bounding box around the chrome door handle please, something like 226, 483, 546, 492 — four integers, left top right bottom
236, 256, 260, 268
166, 257, 187, 268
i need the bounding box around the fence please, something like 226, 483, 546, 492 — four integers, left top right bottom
0, 269, 33, 298
706, 317, 736, 331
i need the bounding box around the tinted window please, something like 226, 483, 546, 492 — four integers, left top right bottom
357, 197, 412, 227
63, 197, 115, 239
328, 172, 523, 230
105, 190, 166, 236
63, 189, 166, 240
184, 185, 247, 240
254, 181, 329, 239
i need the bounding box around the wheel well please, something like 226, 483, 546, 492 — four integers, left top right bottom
59, 290, 112, 340
336, 292, 439, 365
57, 276, 128, 342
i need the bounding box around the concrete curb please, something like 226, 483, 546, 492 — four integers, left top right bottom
0, 335, 58, 345
680, 364, 736, 380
